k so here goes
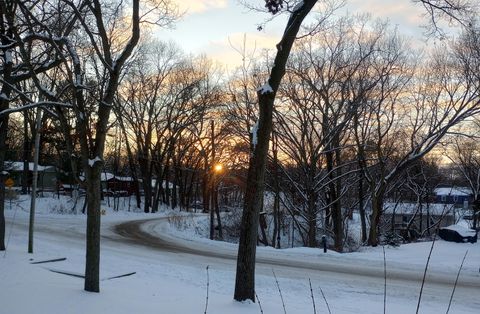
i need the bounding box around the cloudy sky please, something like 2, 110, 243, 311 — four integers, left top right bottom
155, 0, 443, 68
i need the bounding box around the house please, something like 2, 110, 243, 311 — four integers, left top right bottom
4, 161, 57, 191
381, 203, 456, 240
103, 174, 138, 196
78, 172, 139, 196
434, 186, 472, 206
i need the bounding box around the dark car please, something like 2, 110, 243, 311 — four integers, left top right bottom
438, 225, 477, 243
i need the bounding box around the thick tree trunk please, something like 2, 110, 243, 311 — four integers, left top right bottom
307, 190, 317, 247
326, 148, 343, 251
358, 172, 367, 243
473, 197, 479, 230
368, 191, 384, 246
140, 156, 152, 213
271, 134, 280, 248
234, 1, 318, 302
234, 93, 272, 300
84, 165, 102, 292
0, 116, 7, 251
0, 10, 13, 251
214, 187, 223, 240
22, 113, 30, 194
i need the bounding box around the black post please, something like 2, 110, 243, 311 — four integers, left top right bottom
322, 235, 327, 253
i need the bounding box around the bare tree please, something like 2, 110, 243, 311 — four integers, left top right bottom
448, 137, 480, 228
234, 0, 334, 302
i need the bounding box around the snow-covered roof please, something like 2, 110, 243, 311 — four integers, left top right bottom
79, 172, 134, 182
383, 202, 455, 216
106, 175, 134, 182
434, 187, 470, 196
5, 161, 55, 172
441, 224, 477, 237
93, 173, 134, 181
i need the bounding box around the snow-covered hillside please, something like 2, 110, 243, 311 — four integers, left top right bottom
1, 195, 479, 313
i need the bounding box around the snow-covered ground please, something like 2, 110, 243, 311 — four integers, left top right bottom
1, 194, 479, 313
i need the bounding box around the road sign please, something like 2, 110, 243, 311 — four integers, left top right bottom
5, 177, 14, 188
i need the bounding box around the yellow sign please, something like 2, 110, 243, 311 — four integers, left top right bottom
5, 178, 14, 188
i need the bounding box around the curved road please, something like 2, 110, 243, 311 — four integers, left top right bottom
114, 218, 480, 289
6, 213, 480, 312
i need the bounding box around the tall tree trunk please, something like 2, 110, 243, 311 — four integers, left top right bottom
0, 119, 7, 251
358, 171, 367, 243
368, 189, 384, 247
234, 2, 317, 302
326, 146, 343, 251
22, 112, 30, 194
28, 108, 42, 254
84, 165, 102, 292
271, 133, 280, 248
307, 190, 317, 247
139, 155, 151, 213
0, 5, 14, 251
214, 185, 223, 240
118, 117, 141, 209
473, 197, 479, 230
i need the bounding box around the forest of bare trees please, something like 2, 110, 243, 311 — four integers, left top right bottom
1, 0, 480, 302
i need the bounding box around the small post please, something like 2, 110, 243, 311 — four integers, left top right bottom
322, 235, 327, 253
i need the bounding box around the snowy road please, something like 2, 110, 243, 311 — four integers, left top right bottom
115, 218, 480, 289
5, 211, 480, 313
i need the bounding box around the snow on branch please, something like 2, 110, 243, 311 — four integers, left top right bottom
0, 102, 73, 117
256, 82, 274, 95
88, 156, 103, 168
292, 0, 304, 12
250, 121, 259, 148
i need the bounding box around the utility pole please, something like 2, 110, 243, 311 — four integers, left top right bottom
209, 120, 215, 240
28, 108, 42, 254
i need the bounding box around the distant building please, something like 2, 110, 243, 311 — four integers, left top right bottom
4, 161, 57, 191
103, 174, 138, 196
381, 203, 456, 241
434, 186, 472, 206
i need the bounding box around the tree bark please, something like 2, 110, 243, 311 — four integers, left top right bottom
358, 171, 367, 243
0, 1, 14, 251
234, 1, 318, 302
368, 188, 385, 246
84, 165, 102, 292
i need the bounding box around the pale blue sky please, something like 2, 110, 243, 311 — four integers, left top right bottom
154, 0, 448, 67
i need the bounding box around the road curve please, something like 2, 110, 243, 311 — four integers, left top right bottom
114, 218, 480, 289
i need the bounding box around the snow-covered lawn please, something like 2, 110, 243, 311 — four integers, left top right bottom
1, 194, 479, 313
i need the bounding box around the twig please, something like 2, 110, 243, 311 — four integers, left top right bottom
255, 291, 264, 314
416, 234, 437, 313
446, 250, 468, 314
204, 265, 210, 314
309, 278, 317, 314
383, 246, 387, 314
319, 286, 332, 314
272, 269, 287, 314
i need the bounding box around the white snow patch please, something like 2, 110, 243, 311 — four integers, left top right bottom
442, 224, 477, 237
5, 50, 12, 63
256, 82, 273, 95
88, 156, 102, 167
1, 194, 480, 314
293, 0, 304, 12
250, 121, 259, 147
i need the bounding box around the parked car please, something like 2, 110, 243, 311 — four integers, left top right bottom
438, 225, 477, 243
